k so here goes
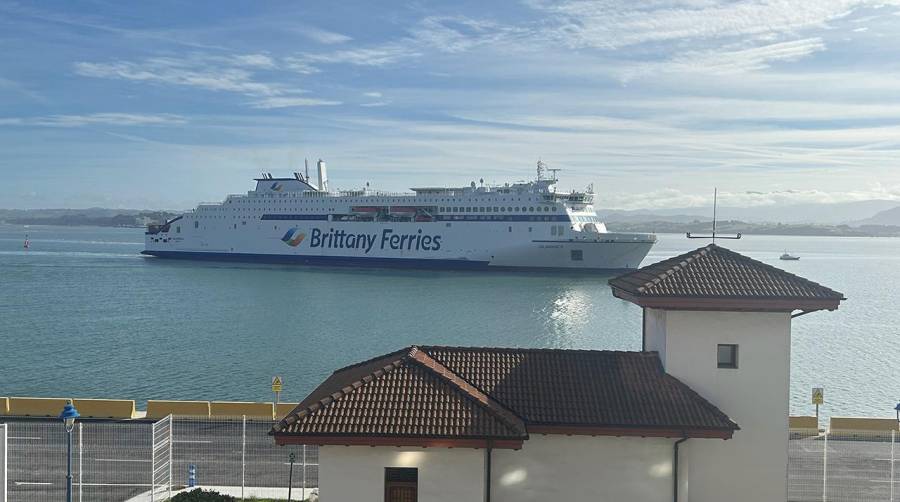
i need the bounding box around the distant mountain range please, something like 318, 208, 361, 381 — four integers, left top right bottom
855, 206, 900, 226
0, 208, 178, 228
597, 199, 900, 225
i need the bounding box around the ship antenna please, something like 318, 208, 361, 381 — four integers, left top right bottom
305, 158, 309, 182
686, 187, 741, 242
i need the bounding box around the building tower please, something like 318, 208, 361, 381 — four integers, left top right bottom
609, 243, 844, 502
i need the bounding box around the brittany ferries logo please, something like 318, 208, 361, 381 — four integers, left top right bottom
281, 228, 306, 247
270, 182, 284, 192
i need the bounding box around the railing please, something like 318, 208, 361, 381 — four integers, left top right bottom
789, 428, 896, 502
1, 416, 318, 502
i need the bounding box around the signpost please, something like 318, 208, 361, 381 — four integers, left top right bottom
272, 376, 283, 406
812, 387, 824, 423
287, 452, 296, 501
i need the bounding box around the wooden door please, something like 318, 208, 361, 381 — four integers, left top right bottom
385, 481, 417, 502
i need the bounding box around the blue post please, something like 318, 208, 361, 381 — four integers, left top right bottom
59, 401, 80, 502
188, 464, 196, 487
895, 402, 900, 423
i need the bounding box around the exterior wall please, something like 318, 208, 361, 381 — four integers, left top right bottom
647, 310, 792, 502
644, 308, 667, 358
318, 445, 485, 501
492, 435, 677, 502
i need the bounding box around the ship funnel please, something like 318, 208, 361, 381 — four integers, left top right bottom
317, 159, 328, 191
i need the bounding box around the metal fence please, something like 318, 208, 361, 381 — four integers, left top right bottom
789, 429, 896, 502
0, 416, 318, 502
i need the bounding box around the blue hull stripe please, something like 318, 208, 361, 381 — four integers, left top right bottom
142, 250, 490, 269
140, 250, 633, 272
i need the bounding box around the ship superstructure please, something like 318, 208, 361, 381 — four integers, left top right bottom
143, 160, 656, 270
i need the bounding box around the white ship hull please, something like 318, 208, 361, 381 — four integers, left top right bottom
142, 161, 656, 271
144, 220, 654, 270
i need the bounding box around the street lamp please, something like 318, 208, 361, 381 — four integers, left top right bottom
59, 401, 80, 502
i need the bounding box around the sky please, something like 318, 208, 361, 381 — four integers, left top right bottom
2, 0, 900, 210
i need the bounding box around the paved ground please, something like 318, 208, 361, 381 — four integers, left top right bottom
2, 417, 317, 502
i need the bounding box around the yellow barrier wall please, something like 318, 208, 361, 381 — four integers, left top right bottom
146, 400, 210, 418
830, 417, 899, 433
7, 397, 73, 417
275, 403, 299, 420
73, 399, 136, 419
0, 397, 9, 415
789, 416, 818, 429
210, 401, 274, 418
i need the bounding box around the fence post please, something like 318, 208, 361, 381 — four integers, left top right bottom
168, 415, 173, 501
78, 423, 83, 502
302, 445, 306, 501
151, 420, 156, 502
1, 423, 7, 502
241, 415, 246, 501
891, 430, 895, 502
822, 430, 828, 502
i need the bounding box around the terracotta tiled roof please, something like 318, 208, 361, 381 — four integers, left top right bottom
272, 346, 737, 444
275, 347, 527, 440
608, 244, 844, 310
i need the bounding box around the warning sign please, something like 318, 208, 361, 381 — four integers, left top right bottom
272, 376, 283, 393
811, 387, 824, 405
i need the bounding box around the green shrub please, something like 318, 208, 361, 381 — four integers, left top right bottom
171, 489, 236, 502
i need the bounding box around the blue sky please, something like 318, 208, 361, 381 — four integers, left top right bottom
2, 0, 900, 210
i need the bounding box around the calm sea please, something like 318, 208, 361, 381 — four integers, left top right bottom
0, 225, 897, 419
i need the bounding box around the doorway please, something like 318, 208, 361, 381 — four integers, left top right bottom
384, 467, 418, 502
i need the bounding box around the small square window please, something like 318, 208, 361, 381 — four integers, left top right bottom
571, 249, 583, 261
717, 344, 738, 369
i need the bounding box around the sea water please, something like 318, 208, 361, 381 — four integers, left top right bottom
1, 225, 897, 419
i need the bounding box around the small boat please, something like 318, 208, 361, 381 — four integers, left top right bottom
23, 235, 29, 249
389, 206, 419, 217
780, 251, 799, 261
351, 206, 382, 216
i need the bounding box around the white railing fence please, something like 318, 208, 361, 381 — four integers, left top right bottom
789, 429, 896, 502
1, 423, 7, 502
1, 416, 318, 502
150, 415, 172, 501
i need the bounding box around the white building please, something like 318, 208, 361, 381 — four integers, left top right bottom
273, 244, 844, 502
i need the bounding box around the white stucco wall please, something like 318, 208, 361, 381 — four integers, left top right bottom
319, 435, 688, 502
318, 445, 485, 501
646, 309, 792, 502
492, 434, 679, 502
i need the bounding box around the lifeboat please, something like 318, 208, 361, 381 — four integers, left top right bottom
351, 206, 382, 216
389, 206, 418, 217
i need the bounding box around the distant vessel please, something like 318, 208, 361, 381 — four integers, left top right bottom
143, 160, 657, 271
23, 235, 29, 249
780, 251, 800, 260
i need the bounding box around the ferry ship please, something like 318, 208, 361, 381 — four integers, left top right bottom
142, 160, 656, 270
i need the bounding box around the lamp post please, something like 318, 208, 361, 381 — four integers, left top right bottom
59, 401, 80, 502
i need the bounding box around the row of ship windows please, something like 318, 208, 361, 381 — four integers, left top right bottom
439, 206, 556, 213
233, 196, 542, 203
198, 206, 567, 214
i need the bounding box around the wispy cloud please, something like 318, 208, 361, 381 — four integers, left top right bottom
74, 57, 284, 96
251, 97, 341, 109
0, 113, 186, 127
621, 38, 827, 80
297, 44, 421, 67
300, 25, 353, 45
526, 0, 890, 49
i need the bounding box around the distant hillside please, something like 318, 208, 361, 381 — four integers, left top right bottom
606, 219, 900, 237
856, 205, 900, 226
0, 209, 178, 228
598, 200, 900, 225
